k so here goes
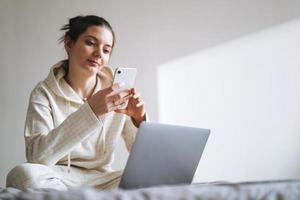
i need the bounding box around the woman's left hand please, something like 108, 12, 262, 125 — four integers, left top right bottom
115, 88, 146, 127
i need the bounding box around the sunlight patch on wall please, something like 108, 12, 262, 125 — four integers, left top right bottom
157, 18, 300, 182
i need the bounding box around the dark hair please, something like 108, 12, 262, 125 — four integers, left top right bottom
59, 15, 115, 49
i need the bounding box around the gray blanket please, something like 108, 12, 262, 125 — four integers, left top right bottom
1, 180, 300, 200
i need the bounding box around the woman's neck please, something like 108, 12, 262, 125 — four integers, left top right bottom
64, 68, 97, 101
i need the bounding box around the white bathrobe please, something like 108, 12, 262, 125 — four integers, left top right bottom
6, 60, 139, 190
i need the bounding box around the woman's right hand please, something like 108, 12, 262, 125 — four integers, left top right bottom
87, 83, 133, 118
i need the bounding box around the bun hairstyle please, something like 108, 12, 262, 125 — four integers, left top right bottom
59, 15, 115, 48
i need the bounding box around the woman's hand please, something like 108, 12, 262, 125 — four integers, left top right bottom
88, 83, 133, 118
115, 88, 146, 127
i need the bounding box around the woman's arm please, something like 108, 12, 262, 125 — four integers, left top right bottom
121, 114, 149, 152
25, 82, 132, 165
121, 116, 138, 152
25, 88, 103, 166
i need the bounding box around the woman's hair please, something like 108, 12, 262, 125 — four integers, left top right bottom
59, 15, 115, 49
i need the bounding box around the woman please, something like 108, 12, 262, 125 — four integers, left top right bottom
6, 15, 147, 190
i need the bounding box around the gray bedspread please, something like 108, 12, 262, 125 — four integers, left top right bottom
1, 180, 300, 200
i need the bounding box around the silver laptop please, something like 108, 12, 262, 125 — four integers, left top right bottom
119, 122, 210, 189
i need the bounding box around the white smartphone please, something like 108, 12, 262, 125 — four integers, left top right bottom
112, 67, 137, 108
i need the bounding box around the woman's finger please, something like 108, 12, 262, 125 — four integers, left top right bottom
131, 88, 137, 94
107, 89, 131, 102
136, 100, 145, 107
113, 94, 132, 105
111, 101, 127, 112
102, 83, 124, 95
133, 93, 140, 99
114, 109, 127, 114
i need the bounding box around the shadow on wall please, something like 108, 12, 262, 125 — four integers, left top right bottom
157, 18, 300, 182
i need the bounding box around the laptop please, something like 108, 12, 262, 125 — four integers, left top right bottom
119, 122, 210, 189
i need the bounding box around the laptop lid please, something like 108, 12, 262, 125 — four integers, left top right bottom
119, 122, 210, 189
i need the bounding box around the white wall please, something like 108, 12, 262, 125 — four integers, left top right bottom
158, 19, 300, 182
1, 0, 300, 186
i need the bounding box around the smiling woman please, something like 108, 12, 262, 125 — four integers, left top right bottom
5, 15, 147, 190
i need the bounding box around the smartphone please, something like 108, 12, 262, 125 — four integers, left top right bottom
112, 67, 137, 108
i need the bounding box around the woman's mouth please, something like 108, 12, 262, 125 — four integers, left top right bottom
87, 59, 100, 67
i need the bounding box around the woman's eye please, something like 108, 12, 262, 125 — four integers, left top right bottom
103, 49, 111, 54
86, 40, 95, 46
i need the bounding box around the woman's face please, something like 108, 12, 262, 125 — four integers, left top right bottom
65, 25, 113, 76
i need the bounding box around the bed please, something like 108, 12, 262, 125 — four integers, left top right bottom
1, 179, 300, 200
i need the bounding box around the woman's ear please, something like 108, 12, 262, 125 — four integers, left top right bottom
64, 37, 72, 55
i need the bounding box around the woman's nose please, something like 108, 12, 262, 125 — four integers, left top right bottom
93, 47, 102, 58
